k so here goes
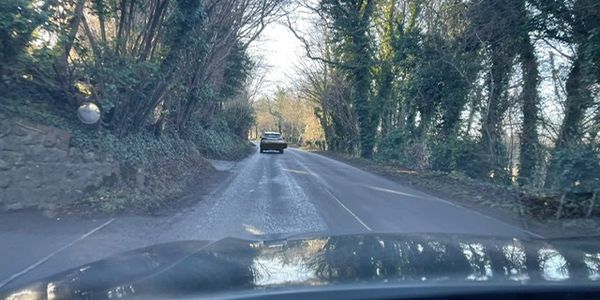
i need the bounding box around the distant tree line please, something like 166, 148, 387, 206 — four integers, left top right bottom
290, 0, 600, 198
1, 0, 284, 138
254, 87, 325, 148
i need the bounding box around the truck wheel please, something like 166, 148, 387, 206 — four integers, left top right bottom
260, 148, 263, 153
279, 149, 284, 154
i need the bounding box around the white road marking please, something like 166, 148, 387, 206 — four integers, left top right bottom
290, 148, 544, 239
281, 168, 311, 175
324, 188, 373, 231
290, 150, 372, 232
0, 218, 115, 288
363, 185, 422, 198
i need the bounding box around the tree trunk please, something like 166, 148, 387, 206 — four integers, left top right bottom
55, 0, 86, 100
480, 51, 512, 182
140, 0, 169, 61
349, 20, 375, 158
545, 51, 594, 188
375, 63, 394, 137
518, 34, 540, 186
555, 54, 593, 149
116, 0, 128, 54
353, 64, 375, 158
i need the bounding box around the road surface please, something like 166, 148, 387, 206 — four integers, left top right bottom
0, 147, 534, 289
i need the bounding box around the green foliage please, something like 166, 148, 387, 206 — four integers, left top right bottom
548, 147, 600, 192
310, 0, 600, 199
376, 130, 493, 181
376, 130, 430, 171
403, 33, 476, 138
220, 44, 253, 99
0, 0, 44, 66
320, 0, 376, 158
85, 53, 159, 115
376, 129, 404, 161
186, 122, 253, 160
1, 0, 264, 135
220, 100, 255, 139
430, 137, 481, 177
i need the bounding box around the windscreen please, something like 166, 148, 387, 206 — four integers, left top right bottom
263, 133, 281, 139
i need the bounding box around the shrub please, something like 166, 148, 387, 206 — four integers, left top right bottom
376, 129, 404, 161
376, 130, 431, 171
186, 122, 252, 160
549, 146, 600, 193
220, 99, 255, 139
430, 137, 481, 176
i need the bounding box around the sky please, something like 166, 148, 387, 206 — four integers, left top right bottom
249, 21, 306, 97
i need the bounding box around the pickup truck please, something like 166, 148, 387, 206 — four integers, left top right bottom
260, 132, 287, 153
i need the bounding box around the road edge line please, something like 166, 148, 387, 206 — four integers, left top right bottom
290, 150, 372, 232
0, 218, 115, 289
324, 188, 373, 232
304, 150, 545, 239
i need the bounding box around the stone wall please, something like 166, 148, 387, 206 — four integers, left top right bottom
0, 116, 119, 211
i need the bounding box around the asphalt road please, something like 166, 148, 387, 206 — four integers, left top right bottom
0, 147, 534, 289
